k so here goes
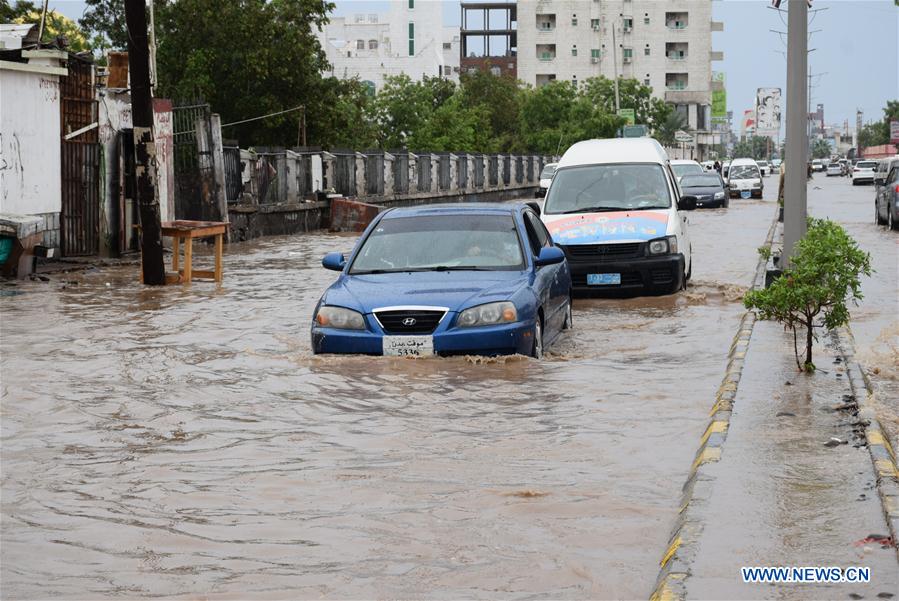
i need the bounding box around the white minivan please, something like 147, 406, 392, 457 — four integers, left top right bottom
539, 138, 696, 295
727, 158, 764, 198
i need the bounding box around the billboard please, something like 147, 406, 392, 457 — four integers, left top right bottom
891, 120, 899, 144
712, 72, 727, 122
741, 109, 756, 137
617, 108, 636, 125
755, 87, 782, 137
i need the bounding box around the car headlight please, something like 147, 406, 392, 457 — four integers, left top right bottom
714, 191, 725, 200
314, 306, 366, 330
752, 182, 762, 188
457, 301, 517, 328
648, 235, 678, 255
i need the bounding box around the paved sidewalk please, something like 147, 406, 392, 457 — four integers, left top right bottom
686, 320, 899, 600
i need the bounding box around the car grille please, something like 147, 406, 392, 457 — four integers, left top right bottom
650, 268, 674, 285
562, 243, 643, 261
374, 309, 446, 334
572, 272, 642, 287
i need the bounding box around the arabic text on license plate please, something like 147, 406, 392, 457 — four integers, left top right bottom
383, 336, 434, 357
587, 273, 621, 286
740, 190, 751, 199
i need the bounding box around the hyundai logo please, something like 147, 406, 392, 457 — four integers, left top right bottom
402, 317, 417, 326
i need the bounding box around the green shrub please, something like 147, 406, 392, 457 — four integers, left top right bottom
744, 218, 872, 372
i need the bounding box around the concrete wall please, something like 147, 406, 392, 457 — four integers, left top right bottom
0, 69, 62, 217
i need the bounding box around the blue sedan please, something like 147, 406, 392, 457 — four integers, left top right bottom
311, 203, 573, 358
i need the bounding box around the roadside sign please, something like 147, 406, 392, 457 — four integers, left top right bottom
622, 124, 648, 138
674, 130, 693, 143
890, 120, 899, 144
617, 108, 636, 126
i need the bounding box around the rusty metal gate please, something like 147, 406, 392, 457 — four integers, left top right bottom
364, 152, 384, 196
458, 155, 469, 189
331, 151, 356, 197
417, 154, 432, 192
60, 57, 100, 256
474, 155, 485, 188
172, 102, 212, 220
488, 155, 498, 187
223, 146, 242, 202
437, 154, 451, 191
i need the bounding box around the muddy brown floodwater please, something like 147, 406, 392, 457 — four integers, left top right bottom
2, 194, 776, 599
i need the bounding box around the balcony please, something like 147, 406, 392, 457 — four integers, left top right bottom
666, 42, 688, 61
711, 50, 724, 62
666, 12, 688, 30
536, 14, 556, 32
666, 82, 687, 91
536, 44, 556, 61
711, 21, 724, 32
666, 73, 688, 92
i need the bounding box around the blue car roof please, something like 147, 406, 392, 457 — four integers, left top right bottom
380, 203, 521, 219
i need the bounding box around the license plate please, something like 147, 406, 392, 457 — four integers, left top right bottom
741, 190, 751, 199
383, 336, 434, 357
587, 273, 621, 286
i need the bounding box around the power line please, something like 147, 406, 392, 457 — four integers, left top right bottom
220, 105, 305, 128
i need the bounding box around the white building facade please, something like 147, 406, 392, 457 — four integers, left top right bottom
517, 0, 723, 156
317, 1, 460, 92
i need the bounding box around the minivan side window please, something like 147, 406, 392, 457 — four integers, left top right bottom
888, 167, 899, 184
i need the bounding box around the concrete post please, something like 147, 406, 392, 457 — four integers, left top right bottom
310, 154, 324, 193
285, 150, 300, 204
323, 155, 335, 192
784, 0, 808, 267
467, 155, 476, 192
383, 152, 394, 197
409, 154, 417, 193
449, 154, 458, 193
497, 155, 505, 190
431, 156, 439, 194
355, 152, 366, 198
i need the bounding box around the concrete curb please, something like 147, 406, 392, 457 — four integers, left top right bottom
649, 211, 779, 601
836, 325, 899, 562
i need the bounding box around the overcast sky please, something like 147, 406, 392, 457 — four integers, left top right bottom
45, 0, 899, 132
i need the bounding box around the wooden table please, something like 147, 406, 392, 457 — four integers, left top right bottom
161, 220, 228, 284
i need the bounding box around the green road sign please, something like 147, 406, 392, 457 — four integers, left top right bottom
622, 124, 648, 138
617, 108, 636, 126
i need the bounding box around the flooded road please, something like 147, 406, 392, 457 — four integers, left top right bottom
3, 191, 777, 598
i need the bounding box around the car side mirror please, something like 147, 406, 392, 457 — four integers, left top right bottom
535, 246, 565, 267
678, 195, 698, 211
525, 200, 542, 216
322, 252, 347, 272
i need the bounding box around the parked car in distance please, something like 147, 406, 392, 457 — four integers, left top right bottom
875, 157, 899, 230
771, 158, 783, 170
311, 203, 572, 358
670, 159, 705, 183
701, 160, 716, 172
826, 163, 843, 177
722, 161, 731, 178
540, 138, 696, 296
757, 160, 770, 176
812, 159, 826, 172
535, 162, 558, 197
727, 158, 764, 198
679, 173, 729, 208
852, 160, 878, 185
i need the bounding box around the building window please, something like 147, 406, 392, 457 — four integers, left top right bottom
571, 45, 577, 57
623, 17, 633, 31
369, 39, 378, 50
368, 14, 378, 23
572, 76, 578, 86
408, 0, 414, 8
623, 48, 633, 59
644, 15, 650, 25
444, 65, 452, 76
490, 65, 501, 76
408, 22, 414, 55
644, 45, 650, 56
354, 14, 365, 23
590, 18, 600, 30
356, 39, 365, 50
571, 14, 578, 26
591, 48, 600, 58
644, 77, 651, 86
443, 42, 452, 50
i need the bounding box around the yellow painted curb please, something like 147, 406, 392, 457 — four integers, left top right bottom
868, 431, 897, 462
874, 458, 899, 480
650, 573, 686, 601
660, 535, 682, 568
691, 446, 722, 472
699, 420, 729, 446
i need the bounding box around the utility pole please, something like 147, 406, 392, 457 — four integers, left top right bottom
611, 22, 620, 112
784, 0, 809, 267
125, 0, 166, 285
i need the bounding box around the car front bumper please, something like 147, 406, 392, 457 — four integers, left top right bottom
567, 254, 685, 294
311, 319, 536, 356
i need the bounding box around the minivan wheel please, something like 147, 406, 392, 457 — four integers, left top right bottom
531, 317, 544, 359
890, 210, 898, 231
876, 204, 886, 225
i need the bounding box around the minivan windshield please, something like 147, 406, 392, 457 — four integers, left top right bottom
729, 165, 759, 180
856, 161, 877, 169
349, 214, 524, 274
543, 163, 672, 215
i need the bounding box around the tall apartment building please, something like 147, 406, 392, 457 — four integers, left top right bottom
517, 0, 724, 156
317, 1, 460, 93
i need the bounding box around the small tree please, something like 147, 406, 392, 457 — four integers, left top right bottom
744, 219, 871, 372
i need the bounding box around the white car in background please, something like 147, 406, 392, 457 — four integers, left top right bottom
536, 162, 557, 197
701, 160, 716, 172
851, 160, 878, 185
826, 163, 843, 177
670, 159, 705, 183
756, 160, 770, 176
727, 158, 764, 198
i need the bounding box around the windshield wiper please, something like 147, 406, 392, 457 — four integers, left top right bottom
559, 206, 625, 214
431, 265, 495, 271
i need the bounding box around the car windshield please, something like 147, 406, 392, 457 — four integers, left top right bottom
828, 164, 840, 168
349, 214, 524, 274
672, 163, 703, 178
758, 161, 768, 166
729, 165, 759, 180
680, 174, 723, 188
539, 165, 557, 179
543, 163, 672, 214
857, 161, 876, 169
